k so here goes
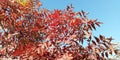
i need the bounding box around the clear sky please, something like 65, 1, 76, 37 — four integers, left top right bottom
40, 0, 120, 42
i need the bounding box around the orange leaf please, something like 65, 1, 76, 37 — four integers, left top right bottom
32, 27, 40, 31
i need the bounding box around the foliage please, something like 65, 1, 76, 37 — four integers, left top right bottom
0, 0, 116, 60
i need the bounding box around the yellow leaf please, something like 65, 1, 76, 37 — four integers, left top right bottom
16, 0, 29, 6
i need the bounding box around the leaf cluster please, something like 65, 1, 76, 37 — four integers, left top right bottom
0, 0, 116, 60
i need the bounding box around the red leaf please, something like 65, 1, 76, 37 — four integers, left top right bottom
114, 50, 118, 54
12, 49, 23, 56
50, 22, 59, 26
88, 25, 92, 30
12, 45, 24, 56
94, 36, 100, 44
109, 51, 112, 55
95, 22, 103, 27
100, 35, 105, 40
101, 53, 104, 57
106, 37, 114, 41
92, 40, 96, 45
105, 52, 108, 58
16, 20, 23, 26
91, 23, 96, 30
77, 12, 82, 17
81, 10, 85, 17
88, 45, 92, 49
51, 9, 61, 19
32, 27, 40, 31
103, 43, 109, 48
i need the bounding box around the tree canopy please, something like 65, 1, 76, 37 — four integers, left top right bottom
0, 0, 117, 60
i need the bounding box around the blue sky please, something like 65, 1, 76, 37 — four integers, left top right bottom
40, 0, 120, 42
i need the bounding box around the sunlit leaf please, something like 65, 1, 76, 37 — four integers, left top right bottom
16, 0, 29, 6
